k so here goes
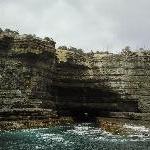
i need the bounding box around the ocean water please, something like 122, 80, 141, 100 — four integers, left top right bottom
0, 123, 150, 150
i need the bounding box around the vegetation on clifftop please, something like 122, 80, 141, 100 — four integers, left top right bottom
58, 46, 84, 54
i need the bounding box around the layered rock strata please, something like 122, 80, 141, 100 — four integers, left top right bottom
55, 49, 150, 120
0, 30, 150, 126
0, 31, 57, 122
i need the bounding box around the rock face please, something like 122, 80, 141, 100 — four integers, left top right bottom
0, 31, 57, 121
55, 49, 150, 119
0, 30, 150, 122
91, 52, 150, 113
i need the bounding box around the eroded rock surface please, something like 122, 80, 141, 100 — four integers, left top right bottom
0, 30, 57, 122
55, 49, 150, 118
0, 30, 150, 127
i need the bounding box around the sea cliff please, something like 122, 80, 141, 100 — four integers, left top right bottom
0, 29, 150, 129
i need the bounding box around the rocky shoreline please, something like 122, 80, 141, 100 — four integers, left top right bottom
0, 29, 150, 130
98, 117, 150, 136
0, 117, 74, 131
1, 116, 150, 138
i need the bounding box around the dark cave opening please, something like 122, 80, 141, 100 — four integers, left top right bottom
72, 113, 97, 123
51, 85, 139, 122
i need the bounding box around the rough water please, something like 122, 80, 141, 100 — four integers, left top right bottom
0, 123, 150, 150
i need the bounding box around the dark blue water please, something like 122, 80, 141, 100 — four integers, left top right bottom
0, 123, 150, 150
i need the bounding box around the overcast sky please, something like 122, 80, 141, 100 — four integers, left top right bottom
0, 0, 150, 52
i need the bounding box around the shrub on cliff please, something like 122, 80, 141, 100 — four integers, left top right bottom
3, 29, 19, 37
0, 28, 3, 33
95, 51, 109, 54
58, 46, 84, 54
139, 48, 144, 51
68, 46, 84, 54
58, 46, 68, 50
25, 34, 37, 39
121, 46, 132, 55
77, 48, 84, 54
44, 37, 54, 42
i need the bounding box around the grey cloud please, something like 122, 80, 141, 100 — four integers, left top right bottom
0, 0, 150, 52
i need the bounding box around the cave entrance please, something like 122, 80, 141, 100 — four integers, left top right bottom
69, 109, 97, 122
51, 86, 138, 122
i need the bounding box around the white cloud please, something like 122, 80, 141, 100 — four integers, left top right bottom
0, 0, 150, 52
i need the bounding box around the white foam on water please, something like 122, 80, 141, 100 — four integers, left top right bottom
68, 124, 102, 136
101, 130, 113, 136
35, 145, 42, 149
40, 133, 64, 142
123, 124, 149, 132
72, 123, 150, 142
20, 127, 50, 133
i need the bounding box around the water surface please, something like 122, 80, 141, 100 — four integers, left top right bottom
0, 123, 150, 150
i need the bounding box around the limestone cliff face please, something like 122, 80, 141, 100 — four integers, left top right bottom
0, 30, 150, 121
91, 52, 150, 113
55, 49, 150, 117
0, 31, 57, 120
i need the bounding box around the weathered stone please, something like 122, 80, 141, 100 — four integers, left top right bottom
0, 30, 56, 122
0, 29, 150, 128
